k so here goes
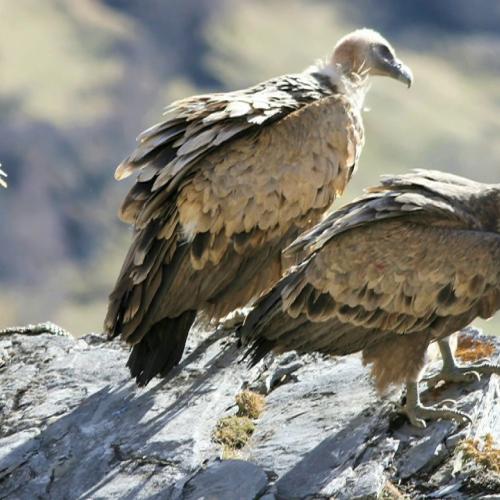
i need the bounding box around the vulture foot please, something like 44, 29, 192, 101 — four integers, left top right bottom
425, 368, 481, 389
425, 338, 500, 389
401, 381, 471, 428
401, 402, 471, 429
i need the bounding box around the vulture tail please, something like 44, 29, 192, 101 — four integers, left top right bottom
127, 310, 196, 387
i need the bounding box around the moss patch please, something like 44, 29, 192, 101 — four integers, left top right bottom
456, 335, 496, 363
236, 390, 265, 419
460, 434, 500, 473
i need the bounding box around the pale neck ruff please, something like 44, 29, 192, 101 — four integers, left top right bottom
310, 60, 369, 113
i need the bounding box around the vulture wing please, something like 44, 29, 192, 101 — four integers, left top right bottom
243, 171, 500, 365
115, 72, 337, 226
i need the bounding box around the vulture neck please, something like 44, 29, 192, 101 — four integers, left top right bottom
314, 60, 370, 112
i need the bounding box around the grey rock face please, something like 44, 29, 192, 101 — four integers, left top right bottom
0, 325, 499, 499
182, 460, 268, 500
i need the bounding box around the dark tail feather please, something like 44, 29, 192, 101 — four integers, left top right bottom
238, 290, 284, 367
127, 310, 196, 387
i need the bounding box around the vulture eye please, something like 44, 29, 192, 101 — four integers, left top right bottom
377, 44, 394, 61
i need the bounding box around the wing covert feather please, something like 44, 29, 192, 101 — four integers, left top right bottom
284, 169, 496, 259
284, 221, 500, 338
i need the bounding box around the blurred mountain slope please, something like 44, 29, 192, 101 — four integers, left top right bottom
1, 0, 499, 335
1, 0, 130, 124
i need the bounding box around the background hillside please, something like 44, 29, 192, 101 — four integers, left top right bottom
2, 0, 500, 335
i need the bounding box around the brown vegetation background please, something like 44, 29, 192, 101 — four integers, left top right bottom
2, 0, 500, 335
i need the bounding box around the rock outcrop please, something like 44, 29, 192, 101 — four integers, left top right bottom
0, 323, 499, 499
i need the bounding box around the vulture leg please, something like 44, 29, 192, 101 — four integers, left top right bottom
425, 337, 500, 389
400, 381, 471, 429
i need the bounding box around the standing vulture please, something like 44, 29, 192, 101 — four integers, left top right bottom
105, 29, 413, 386
241, 170, 500, 427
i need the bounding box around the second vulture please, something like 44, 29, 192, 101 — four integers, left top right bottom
105, 29, 412, 386
241, 169, 500, 427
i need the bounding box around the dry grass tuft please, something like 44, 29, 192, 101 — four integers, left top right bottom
236, 390, 265, 419
213, 416, 255, 452
456, 335, 496, 363
460, 434, 500, 473
212, 391, 266, 458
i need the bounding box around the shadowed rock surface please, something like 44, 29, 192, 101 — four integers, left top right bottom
0, 324, 499, 499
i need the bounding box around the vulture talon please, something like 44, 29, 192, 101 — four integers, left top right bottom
427, 338, 500, 388
408, 415, 427, 429
401, 404, 471, 427
463, 363, 500, 377
402, 382, 471, 427
477, 357, 494, 365
435, 398, 458, 409
423, 373, 442, 389
424, 369, 480, 388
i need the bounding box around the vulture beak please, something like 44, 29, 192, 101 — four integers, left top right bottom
390, 59, 413, 88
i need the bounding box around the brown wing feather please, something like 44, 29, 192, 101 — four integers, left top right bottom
177, 94, 363, 245
242, 172, 500, 390
301, 221, 500, 331
244, 222, 500, 389
106, 72, 354, 343
272, 222, 500, 350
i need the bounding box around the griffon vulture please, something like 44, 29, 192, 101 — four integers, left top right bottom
105, 29, 413, 386
241, 170, 500, 427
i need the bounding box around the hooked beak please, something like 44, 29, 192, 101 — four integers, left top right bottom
390, 59, 413, 88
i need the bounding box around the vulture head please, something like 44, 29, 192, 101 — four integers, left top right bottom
331, 28, 413, 87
